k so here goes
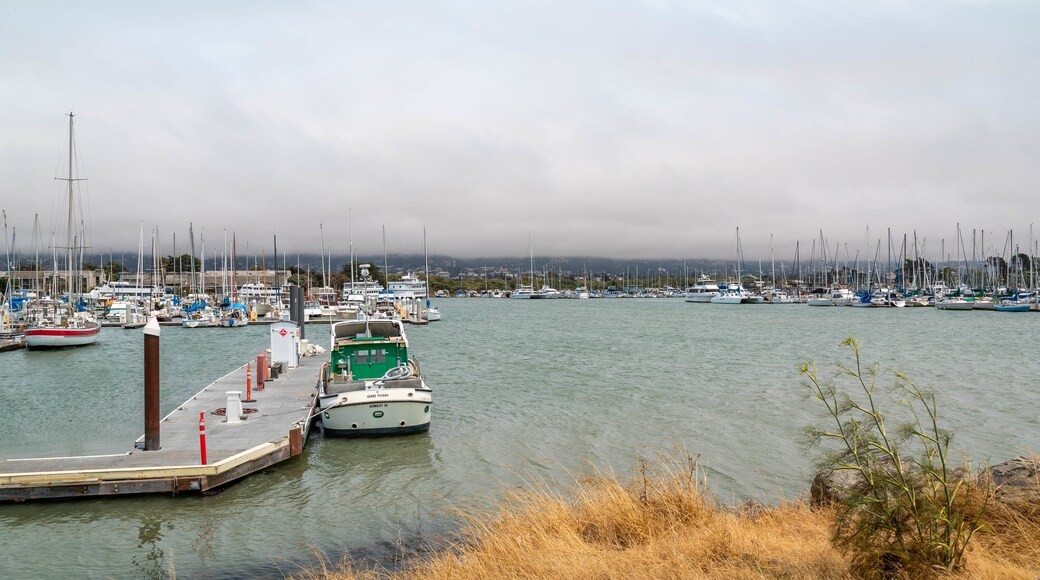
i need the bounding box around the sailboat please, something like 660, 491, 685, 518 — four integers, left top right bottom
181, 223, 216, 328
710, 228, 762, 304
218, 233, 249, 327
1, 211, 25, 339
420, 226, 441, 321
510, 232, 535, 299
24, 113, 101, 349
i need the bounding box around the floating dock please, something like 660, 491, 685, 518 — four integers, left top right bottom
0, 337, 26, 352
0, 350, 329, 502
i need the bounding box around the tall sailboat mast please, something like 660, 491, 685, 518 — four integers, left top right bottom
424, 225, 430, 307
348, 209, 354, 290
319, 223, 327, 289
56, 112, 85, 297
529, 231, 534, 287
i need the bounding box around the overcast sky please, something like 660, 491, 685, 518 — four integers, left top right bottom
1, 1, 1038, 261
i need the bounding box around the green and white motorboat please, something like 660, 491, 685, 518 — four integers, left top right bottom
316, 318, 432, 436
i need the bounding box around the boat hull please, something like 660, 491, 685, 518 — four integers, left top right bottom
684, 293, 718, 303
710, 294, 745, 304
24, 326, 100, 348
994, 303, 1031, 312
935, 300, 973, 311
318, 395, 432, 436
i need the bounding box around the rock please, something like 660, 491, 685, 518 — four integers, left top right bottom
985, 456, 1039, 504
810, 468, 864, 507
812, 456, 1040, 508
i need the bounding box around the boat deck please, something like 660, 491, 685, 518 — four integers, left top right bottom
0, 350, 329, 502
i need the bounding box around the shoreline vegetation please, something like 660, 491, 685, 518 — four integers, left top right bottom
297, 452, 1038, 580
296, 340, 1039, 579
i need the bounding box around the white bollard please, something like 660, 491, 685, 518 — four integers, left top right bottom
225, 391, 243, 423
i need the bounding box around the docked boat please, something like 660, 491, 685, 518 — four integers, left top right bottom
121, 302, 148, 329
511, 233, 537, 299
181, 297, 217, 328
23, 113, 101, 349
531, 285, 561, 299
711, 229, 763, 305
971, 297, 995, 310
934, 296, 974, 311
807, 287, 855, 306
303, 299, 324, 321
316, 318, 432, 436
24, 300, 101, 348
510, 284, 535, 299
418, 227, 441, 321
420, 300, 441, 321
763, 288, 796, 304
849, 290, 877, 308
311, 286, 339, 318
102, 300, 136, 327
710, 282, 760, 304
219, 302, 250, 327
684, 275, 721, 303
994, 300, 1031, 312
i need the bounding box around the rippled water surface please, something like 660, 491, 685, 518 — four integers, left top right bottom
1, 300, 1036, 578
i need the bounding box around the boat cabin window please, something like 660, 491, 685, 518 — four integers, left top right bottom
353, 349, 387, 365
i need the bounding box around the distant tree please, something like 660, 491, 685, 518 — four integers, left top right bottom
1013, 253, 1032, 274
161, 254, 201, 273
103, 261, 125, 280
986, 256, 1007, 279
284, 265, 319, 289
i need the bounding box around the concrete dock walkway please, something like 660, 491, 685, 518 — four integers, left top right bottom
0, 350, 329, 502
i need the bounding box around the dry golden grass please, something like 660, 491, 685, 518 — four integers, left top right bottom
299, 454, 1040, 580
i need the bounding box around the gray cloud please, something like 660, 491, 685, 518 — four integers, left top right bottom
1, 1, 1038, 262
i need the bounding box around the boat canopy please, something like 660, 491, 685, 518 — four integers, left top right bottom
332, 319, 403, 343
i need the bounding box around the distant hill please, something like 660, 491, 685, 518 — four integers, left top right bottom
16, 252, 782, 278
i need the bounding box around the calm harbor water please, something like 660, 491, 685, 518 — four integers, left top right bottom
1, 299, 1036, 578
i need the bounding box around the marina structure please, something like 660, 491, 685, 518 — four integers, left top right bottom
0, 321, 326, 501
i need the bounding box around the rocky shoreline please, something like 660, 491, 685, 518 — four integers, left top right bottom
811, 455, 1039, 506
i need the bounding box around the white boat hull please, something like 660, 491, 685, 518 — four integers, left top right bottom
24, 325, 101, 348
935, 300, 974, 311
684, 293, 718, 303
318, 390, 432, 436
710, 294, 744, 304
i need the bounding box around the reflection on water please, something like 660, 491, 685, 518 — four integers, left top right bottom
190, 513, 216, 575
132, 512, 169, 578
1, 302, 1037, 577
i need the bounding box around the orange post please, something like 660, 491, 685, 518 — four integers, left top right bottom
244, 362, 255, 402
198, 411, 208, 465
